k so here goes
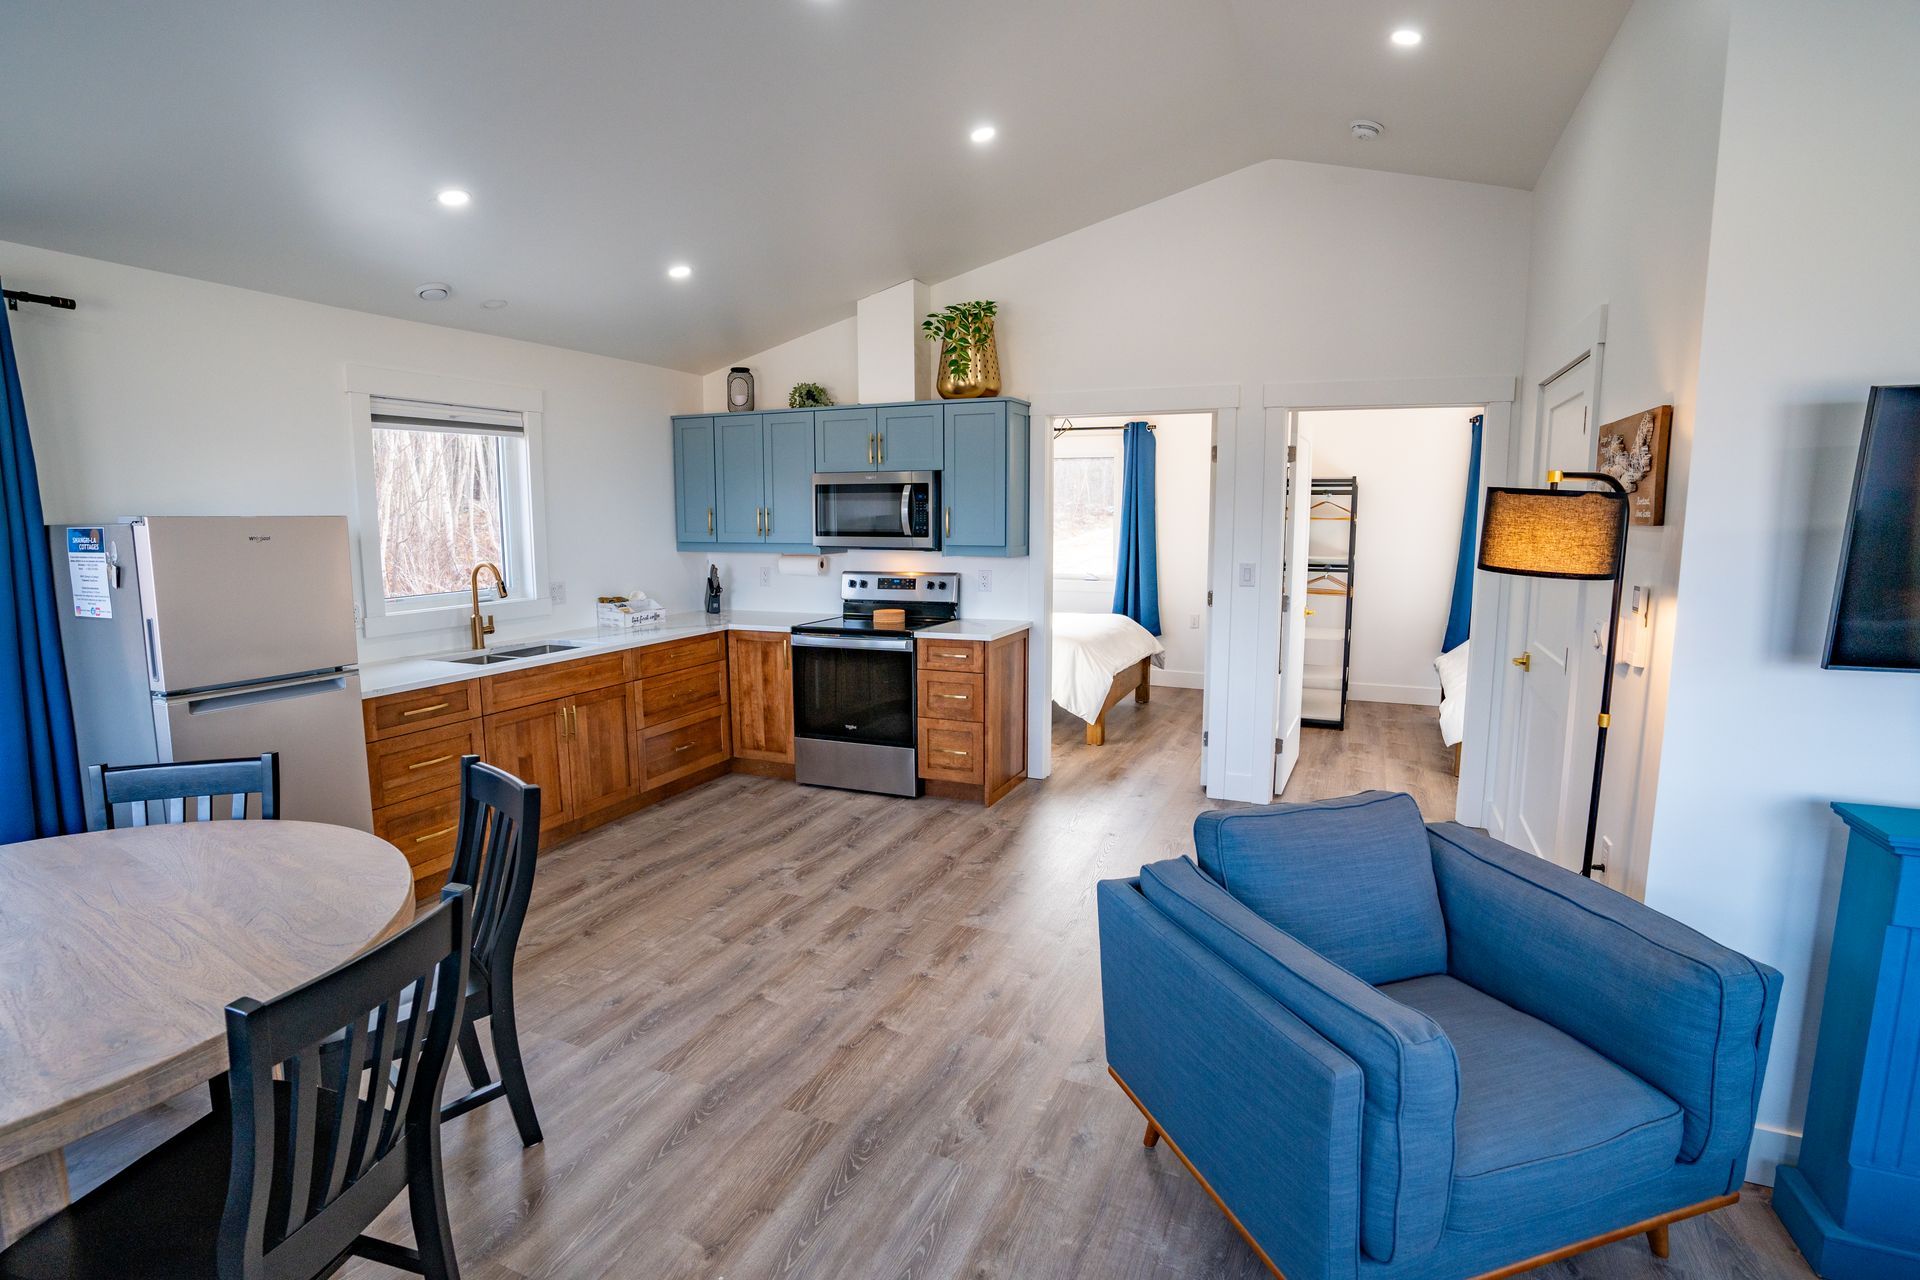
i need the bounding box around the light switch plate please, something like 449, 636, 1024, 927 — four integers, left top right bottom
550, 581, 566, 605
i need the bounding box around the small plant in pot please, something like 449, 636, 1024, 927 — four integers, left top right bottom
788, 381, 834, 408
922, 300, 1002, 398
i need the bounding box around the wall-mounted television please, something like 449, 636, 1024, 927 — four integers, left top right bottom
1825, 385, 1920, 670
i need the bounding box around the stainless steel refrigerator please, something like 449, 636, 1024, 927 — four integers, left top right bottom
49, 516, 375, 830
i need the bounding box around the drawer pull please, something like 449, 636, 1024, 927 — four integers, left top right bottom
674, 743, 692, 753
938, 693, 970, 700
406, 754, 455, 771
400, 702, 451, 717
942, 749, 971, 758
412, 825, 456, 844
938, 651, 970, 660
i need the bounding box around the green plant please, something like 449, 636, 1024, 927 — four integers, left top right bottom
788, 381, 834, 408
922, 300, 998, 379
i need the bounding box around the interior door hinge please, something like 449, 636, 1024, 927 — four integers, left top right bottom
1202, 730, 1209, 746
1281, 592, 1290, 612
1206, 590, 1213, 606
1211, 444, 1218, 462
1287, 444, 1298, 461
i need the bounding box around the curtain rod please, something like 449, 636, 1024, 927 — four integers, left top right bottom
1052, 419, 1156, 436
3, 289, 77, 312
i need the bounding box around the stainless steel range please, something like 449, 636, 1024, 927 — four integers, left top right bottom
790, 571, 961, 797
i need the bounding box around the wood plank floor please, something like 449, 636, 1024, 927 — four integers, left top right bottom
1284, 699, 1460, 819
77, 687, 1810, 1278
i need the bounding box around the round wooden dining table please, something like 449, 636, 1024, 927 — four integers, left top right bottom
0, 820, 414, 1247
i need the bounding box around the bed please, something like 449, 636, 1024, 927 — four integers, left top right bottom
1436, 641, 1469, 774
1052, 613, 1165, 745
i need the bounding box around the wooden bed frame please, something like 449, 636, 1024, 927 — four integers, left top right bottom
1085, 657, 1152, 746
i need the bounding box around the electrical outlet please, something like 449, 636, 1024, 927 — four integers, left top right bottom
976, 569, 993, 592
550, 581, 566, 605
1189, 613, 1201, 629
759, 565, 772, 587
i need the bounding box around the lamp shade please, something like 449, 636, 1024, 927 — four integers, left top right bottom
1477, 487, 1624, 579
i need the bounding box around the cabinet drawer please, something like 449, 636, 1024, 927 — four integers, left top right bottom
627, 633, 728, 680
635, 660, 728, 725
917, 638, 983, 674
367, 720, 481, 808
483, 652, 626, 714
641, 706, 730, 788
373, 787, 463, 898
363, 680, 479, 741
918, 720, 984, 783
919, 671, 984, 723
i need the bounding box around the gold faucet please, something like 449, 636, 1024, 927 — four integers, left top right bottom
470, 562, 507, 650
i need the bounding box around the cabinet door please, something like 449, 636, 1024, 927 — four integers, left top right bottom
763, 411, 816, 549
484, 701, 572, 831
568, 684, 637, 816
728, 630, 794, 762
876, 403, 943, 470
942, 401, 1008, 552
674, 417, 718, 544
815, 407, 879, 472
714, 414, 768, 543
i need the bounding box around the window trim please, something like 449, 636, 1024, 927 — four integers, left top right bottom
344, 366, 551, 640
1052, 432, 1126, 586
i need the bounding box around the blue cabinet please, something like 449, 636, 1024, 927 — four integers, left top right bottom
673, 417, 716, 544
763, 412, 815, 548
875, 403, 943, 470
815, 407, 879, 472
941, 400, 1030, 557
714, 414, 766, 543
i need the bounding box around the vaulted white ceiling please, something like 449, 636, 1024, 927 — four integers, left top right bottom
0, 1, 1628, 372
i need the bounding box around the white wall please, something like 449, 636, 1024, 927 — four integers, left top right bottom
1, 239, 701, 662
1050, 413, 1213, 689
1645, 0, 1920, 1183
1506, 0, 1731, 900
700, 316, 857, 415
1300, 407, 1475, 706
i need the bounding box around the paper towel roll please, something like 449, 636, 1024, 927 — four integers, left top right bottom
777, 555, 828, 577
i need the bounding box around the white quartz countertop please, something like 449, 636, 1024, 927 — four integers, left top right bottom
917, 619, 1033, 641
357, 611, 818, 699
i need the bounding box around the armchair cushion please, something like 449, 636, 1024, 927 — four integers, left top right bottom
1193, 791, 1446, 984
1139, 857, 1457, 1263
1382, 974, 1684, 1233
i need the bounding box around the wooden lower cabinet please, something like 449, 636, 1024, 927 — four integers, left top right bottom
728, 630, 794, 765
568, 683, 637, 816
916, 631, 1028, 806
483, 699, 573, 833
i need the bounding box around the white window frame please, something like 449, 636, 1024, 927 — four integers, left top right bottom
344, 365, 551, 640
1051, 430, 1127, 587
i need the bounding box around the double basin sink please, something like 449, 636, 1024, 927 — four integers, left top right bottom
446, 641, 582, 667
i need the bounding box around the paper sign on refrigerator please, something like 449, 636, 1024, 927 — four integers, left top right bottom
66, 526, 112, 619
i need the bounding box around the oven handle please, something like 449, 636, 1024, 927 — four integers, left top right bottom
791, 633, 915, 653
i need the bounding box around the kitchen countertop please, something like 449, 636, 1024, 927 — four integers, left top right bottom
358, 611, 1033, 699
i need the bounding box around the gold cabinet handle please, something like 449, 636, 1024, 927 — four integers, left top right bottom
412, 825, 456, 844
942, 749, 971, 758
707, 507, 714, 534
938, 651, 970, 660
944, 507, 951, 538
674, 743, 692, 753
938, 692, 970, 700
1512, 652, 1531, 671
407, 754, 454, 771
400, 701, 450, 718
878, 432, 884, 465
868, 433, 876, 465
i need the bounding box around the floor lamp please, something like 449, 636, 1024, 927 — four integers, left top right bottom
1476, 470, 1629, 878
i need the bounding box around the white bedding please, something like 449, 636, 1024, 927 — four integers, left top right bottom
1436, 641, 1470, 747
1052, 613, 1166, 724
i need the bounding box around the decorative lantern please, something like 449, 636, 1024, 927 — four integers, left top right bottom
726, 367, 755, 411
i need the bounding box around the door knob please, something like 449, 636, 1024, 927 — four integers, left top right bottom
1512, 652, 1531, 671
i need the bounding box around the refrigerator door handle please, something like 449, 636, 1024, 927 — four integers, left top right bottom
177, 671, 351, 716
144, 618, 161, 683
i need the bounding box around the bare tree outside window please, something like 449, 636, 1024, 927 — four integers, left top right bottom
1054, 454, 1120, 580
371, 427, 508, 600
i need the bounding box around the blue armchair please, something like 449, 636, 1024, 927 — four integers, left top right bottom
1097, 791, 1781, 1280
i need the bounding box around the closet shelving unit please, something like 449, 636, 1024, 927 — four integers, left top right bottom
1302, 477, 1357, 730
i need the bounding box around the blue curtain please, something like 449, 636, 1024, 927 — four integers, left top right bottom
0, 288, 85, 843
1111, 421, 1161, 635
1441, 413, 1484, 653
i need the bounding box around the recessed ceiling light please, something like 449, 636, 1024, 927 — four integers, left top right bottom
436, 189, 471, 208
481, 299, 508, 309
416, 283, 451, 301
1390, 28, 1422, 47
667, 264, 693, 280
969, 124, 997, 144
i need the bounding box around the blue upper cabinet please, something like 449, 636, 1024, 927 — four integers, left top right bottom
942, 400, 1030, 557
816, 407, 880, 472
714, 414, 767, 544
875, 403, 943, 471
673, 417, 717, 545
762, 412, 816, 550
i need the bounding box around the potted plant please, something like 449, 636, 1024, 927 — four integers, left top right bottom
922, 300, 1001, 398
788, 381, 834, 408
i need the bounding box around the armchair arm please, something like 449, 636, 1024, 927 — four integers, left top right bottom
1098, 877, 1362, 1280
1428, 823, 1781, 1175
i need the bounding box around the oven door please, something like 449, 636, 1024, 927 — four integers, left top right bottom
791, 633, 916, 749
813, 471, 938, 550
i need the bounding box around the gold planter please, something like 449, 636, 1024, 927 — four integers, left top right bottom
936, 322, 1002, 398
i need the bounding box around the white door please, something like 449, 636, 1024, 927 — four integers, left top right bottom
1273, 430, 1314, 794
1503, 359, 1597, 868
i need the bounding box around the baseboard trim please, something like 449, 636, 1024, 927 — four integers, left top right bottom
1148, 667, 1204, 690
1348, 682, 1441, 707
1746, 1123, 1801, 1187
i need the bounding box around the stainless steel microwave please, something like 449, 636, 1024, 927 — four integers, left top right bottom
812, 471, 939, 550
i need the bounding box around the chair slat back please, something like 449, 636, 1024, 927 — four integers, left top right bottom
218, 886, 470, 1278
451, 756, 541, 985
87, 753, 280, 830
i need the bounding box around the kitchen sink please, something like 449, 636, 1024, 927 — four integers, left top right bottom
496, 642, 580, 657
446, 652, 524, 666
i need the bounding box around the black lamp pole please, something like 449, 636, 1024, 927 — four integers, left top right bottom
1547, 469, 1631, 878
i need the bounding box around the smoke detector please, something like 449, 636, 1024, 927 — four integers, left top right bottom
415, 283, 452, 301
1350, 119, 1384, 142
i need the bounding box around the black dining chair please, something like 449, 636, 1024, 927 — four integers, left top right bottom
86, 753, 280, 830
0, 885, 472, 1280
438, 756, 544, 1148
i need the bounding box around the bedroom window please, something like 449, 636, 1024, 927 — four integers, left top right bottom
1054, 434, 1125, 581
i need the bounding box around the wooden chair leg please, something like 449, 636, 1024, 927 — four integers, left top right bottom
1142, 1121, 1162, 1148
1647, 1222, 1670, 1259
488, 996, 544, 1148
